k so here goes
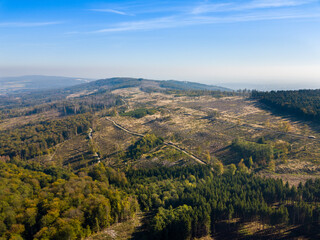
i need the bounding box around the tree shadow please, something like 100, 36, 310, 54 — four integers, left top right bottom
130, 212, 154, 240
251, 100, 320, 135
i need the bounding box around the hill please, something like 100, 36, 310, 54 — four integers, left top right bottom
68, 77, 231, 92
0, 77, 231, 109
0, 76, 231, 96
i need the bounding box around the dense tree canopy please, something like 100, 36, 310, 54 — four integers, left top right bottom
0, 161, 138, 240
126, 165, 320, 239
232, 138, 273, 166
252, 89, 320, 121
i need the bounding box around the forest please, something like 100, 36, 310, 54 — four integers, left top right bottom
0, 160, 138, 240
126, 165, 320, 239
252, 89, 320, 121
1, 160, 319, 240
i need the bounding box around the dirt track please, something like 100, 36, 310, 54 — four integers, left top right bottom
106, 117, 207, 165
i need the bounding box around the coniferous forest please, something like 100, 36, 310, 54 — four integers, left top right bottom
252, 90, 320, 121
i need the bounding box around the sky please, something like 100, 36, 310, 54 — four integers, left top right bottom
0, 0, 320, 88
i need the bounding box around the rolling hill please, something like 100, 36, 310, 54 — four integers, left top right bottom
0, 76, 231, 95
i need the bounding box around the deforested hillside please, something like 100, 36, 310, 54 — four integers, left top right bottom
0, 77, 230, 109
0, 79, 319, 240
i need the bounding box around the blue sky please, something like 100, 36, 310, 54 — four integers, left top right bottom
0, 0, 320, 86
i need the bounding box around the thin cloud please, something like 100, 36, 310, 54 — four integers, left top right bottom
0, 21, 62, 27
94, 17, 175, 33
90, 8, 131, 16
92, 10, 320, 33
248, 0, 316, 8
196, 11, 320, 24
191, 0, 316, 14
79, 0, 320, 34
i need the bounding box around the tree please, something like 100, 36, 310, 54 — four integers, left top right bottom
213, 161, 224, 175
268, 160, 276, 172
245, 156, 254, 169
238, 159, 249, 174
227, 164, 237, 175
206, 150, 211, 163
258, 137, 265, 144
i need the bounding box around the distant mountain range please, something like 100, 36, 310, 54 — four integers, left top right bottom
0, 76, 231, 94
0, 75, 92, 94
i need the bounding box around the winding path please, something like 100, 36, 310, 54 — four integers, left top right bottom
105, 117, 207, 165
164, 142, 206, 165
106, 118, 144, 137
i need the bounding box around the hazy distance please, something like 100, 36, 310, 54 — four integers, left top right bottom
1, 0, 320, 90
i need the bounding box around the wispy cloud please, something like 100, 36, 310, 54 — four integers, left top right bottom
94, 17, 175, 33
251, 0, 316, 8
0, 21, 62, 27
90, 8, 131, 16
83, 0, 319, 33
191, 0, 316, 14
195, 11, 320, 24
92, 12, 320, 33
